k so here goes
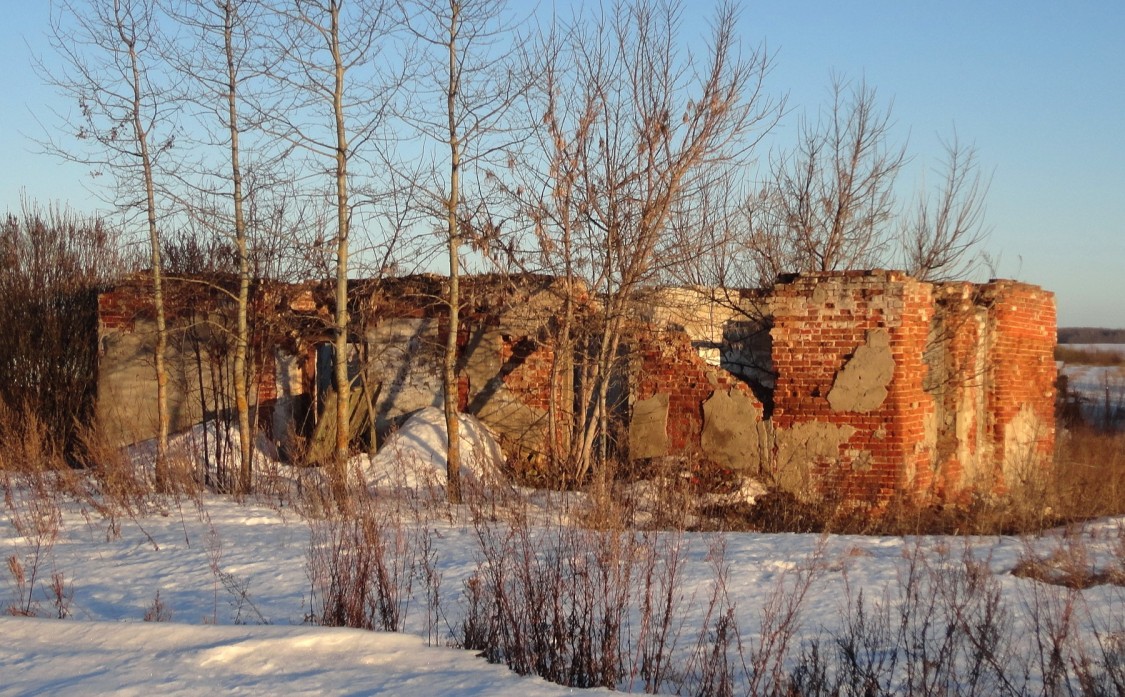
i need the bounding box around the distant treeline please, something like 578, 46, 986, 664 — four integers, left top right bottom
1055, 345, 1125, 366
1057, 327, 1125, 344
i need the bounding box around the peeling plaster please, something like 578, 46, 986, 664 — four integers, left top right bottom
629, 393, 670, 460
1002, 403, 1049, 489
774, 422, 857, 495
827, 329, 895, 412
850, 449, 873, 472
701, 389, 769, 473
461, 328, 551, 458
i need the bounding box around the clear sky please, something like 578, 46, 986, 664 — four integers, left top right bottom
2, 1, 1123, 327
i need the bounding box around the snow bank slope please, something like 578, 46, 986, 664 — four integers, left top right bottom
364, 407, 507, 493
0, 618, 590, 696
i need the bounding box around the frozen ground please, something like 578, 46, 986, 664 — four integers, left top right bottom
0, 619, 586, 696
4, 490, 1124, 695
1057, 343, 1125, 429
2, 408, 1124, 695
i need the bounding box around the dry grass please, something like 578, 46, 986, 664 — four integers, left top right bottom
0, 409, 1122, 694
1052, 428, 1125, 521
1012, 526, 1125, 589
143, 590, 173, 622
304, 486, 441, 634
696, 426, 1125, 537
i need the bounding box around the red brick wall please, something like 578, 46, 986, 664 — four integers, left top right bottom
496, 336, 555, 413
98, 280, 151, 332
770, 271, 934, 501
981, 280, 1057, 488
633, 327, 763, 454
255, 356, 278, 404
766, 272, 1056, 504
99, 278, 285, 435
97, 272, 1057, 505
927, 283, 987, 497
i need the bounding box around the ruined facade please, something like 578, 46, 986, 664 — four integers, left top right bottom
96, 270, 1056, 503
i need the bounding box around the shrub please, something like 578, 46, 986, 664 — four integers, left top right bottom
0, 202, 127, 463
305, 493, 437, 633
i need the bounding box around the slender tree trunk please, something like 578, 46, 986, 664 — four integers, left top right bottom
122, 23, 169, 492
546, 157, 577, 478
443, 0, 463, 504
546, 289, 570, 473
222, 0, 254, 495
330, 1, 352, 492
192, 331, 211, 487
578, 313, 622, 481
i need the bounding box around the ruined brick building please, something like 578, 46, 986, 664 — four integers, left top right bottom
96, 270, 1056, 503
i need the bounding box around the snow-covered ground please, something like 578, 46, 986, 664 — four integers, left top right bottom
3, 491, 1123, 695
0, 619, 587, 696
2, 407, 1124, 695
1057, 344, 1125, 429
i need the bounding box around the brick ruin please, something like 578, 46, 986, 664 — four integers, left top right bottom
96, 270, 1056, 503
770, 272, 1056, 501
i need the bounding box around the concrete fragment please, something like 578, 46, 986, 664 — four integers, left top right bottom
701, 388, 769, 473
462, 327, 549, 460
629, 393, 670, 460
850, 449, 872, 472
365, 318, 444, 432
827, 329, 895, 412
774, 422, 856, 495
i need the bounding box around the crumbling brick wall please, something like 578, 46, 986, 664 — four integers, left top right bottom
768, 271, 935, 501
635, 271, 1056, 506
460, 324, 558, 471
97, 270, 1056, 506
925, 282, 990, 496
490, 336, 554, 413
96, 275, 282, 446
979, 280, 1057, 491
922, 280, 1057, 498
629, 327, 769, 474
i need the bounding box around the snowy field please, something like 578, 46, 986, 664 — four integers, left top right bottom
1057, 343, 1125, 429
3, 492, 1124, 695
1, 620, 583, 696
2, 409, 1124, 695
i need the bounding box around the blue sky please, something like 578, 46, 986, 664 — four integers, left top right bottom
2, 1, 1123, 327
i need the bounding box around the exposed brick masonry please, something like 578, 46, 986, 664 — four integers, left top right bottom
634, 327, 763, 454
770, 271, 935, 500
97, 270, 1057, 506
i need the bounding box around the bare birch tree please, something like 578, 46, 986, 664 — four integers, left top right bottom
160, 0, 274, 493
263, 0, 400, 491
43, 0, 178, 490
401, 0, 521, 503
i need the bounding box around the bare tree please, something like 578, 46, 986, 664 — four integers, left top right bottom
508, 0, 781, 481
162, 0, 282, 493
401, 0, 522, 503
43, 0, 178, 490
262, 0, 400, 491
901, 135, 990, 281
733, 77, 991, 286
208, 0, 255, 494
505, 20, 595, 478
750, 76, 906, 279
